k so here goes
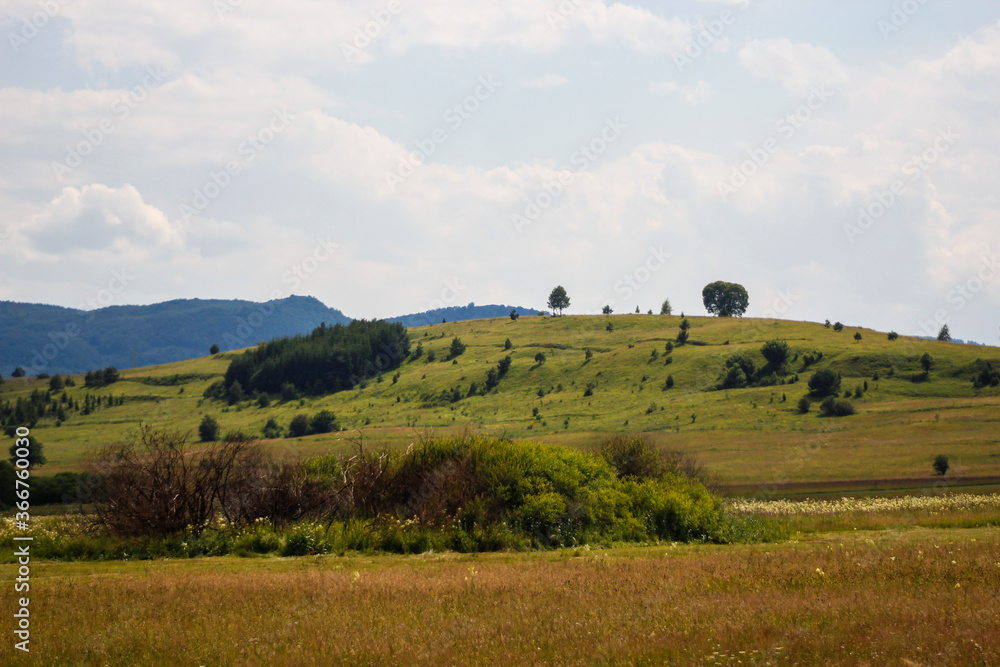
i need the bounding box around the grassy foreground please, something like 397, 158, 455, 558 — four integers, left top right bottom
3, 527, 997, 665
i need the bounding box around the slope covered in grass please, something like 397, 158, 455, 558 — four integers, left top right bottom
3, 314, 998, 485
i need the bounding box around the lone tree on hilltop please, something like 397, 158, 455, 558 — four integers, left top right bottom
602, 305, 613, 315
547, 286, 570, 316
509, 309, 519, 321
660, 299, 672, 315
702, 281, 749, 317
937, 324, 951, 342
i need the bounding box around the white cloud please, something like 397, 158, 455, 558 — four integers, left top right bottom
523, 75, 570, 88
2, 6, 1000, 342
649, 80, 714, 104
47, 0, 697, 74
739, 39, 850, 95
27, 184, 183, 256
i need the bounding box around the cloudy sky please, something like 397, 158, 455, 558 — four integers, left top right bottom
1, 0, 998, 343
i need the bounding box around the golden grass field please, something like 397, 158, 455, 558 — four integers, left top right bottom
2, 526, 997, 666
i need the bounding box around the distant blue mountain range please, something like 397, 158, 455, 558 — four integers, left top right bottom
0, 296, 539, 376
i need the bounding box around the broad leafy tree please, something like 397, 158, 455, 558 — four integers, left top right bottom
702, 281, 749, 317
547, 286, 570, 316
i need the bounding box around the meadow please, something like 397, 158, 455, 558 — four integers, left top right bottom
1, 526, 997, 665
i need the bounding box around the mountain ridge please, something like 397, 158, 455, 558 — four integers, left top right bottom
0, 296, 539, 375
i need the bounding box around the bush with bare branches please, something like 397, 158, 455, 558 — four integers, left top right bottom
87, 425, 337, 536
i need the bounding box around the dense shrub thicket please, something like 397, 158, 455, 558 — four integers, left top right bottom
65, 427, 773, 556
716, 341, 797, 390
221, 320, 410, 397
0, 463, 82, 508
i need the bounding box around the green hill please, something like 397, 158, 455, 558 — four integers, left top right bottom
4, 314, 999, 492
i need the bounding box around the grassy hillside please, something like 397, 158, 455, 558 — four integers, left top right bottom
4, 314, 999, 487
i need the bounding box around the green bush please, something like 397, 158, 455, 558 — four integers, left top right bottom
808, 369, 841, 397
933, 455, 949, 476
288, 414, 309, 438
16, 434, 768, 561
199, 415, 220, 442
308, 410, 339, 434
820, 396, 856, 417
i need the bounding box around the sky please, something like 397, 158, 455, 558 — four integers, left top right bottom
1, 0, 998, 344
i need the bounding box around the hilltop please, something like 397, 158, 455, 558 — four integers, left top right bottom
3, 313, 999, 491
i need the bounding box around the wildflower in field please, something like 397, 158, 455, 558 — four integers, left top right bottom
726, 493, 1000, 516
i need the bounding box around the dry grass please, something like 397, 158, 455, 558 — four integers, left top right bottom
6, 528, 998, 665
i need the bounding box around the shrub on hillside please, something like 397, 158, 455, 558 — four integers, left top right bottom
808, 369, 841, 397
288, 414, 309, 438
598, 435, 712, 488
199, 415, 220, 442
972, 361, 1000, 389
820, 396, 855, 417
